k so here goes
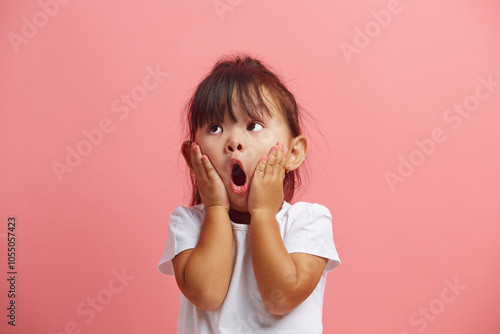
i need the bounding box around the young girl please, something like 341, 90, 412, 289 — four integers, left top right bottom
157, 55, 341, 333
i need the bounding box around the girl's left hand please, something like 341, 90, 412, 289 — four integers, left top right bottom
248, 141, 289, 216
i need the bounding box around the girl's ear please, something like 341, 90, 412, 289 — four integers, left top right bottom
181, 141, 194, 171
287, 135, 308, 172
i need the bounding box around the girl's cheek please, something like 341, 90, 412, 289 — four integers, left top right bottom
194, 129, 206, 144
252, 130, 269, 144
194, 132, 208, 149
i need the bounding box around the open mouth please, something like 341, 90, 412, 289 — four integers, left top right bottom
230, 161, 248, 195
232, 163, 246, 186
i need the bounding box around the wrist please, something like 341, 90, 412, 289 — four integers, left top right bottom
249, 209, 276, 222
205, 205, 229, 215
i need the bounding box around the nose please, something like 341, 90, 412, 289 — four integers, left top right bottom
226, 138, 244, 152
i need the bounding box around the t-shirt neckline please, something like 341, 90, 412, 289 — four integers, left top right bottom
225, 201, 291, 230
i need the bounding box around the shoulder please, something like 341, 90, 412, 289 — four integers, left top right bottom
279, 201, 332, 223
277, 201, 334, 236
171, 203, 205, 217
168, 203, 205, 230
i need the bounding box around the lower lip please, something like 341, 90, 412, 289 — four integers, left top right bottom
231, 178, 249, 195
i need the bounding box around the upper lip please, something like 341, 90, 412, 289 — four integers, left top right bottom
229, 158, 246, 177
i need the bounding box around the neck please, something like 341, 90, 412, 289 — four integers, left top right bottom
228, 208, 251, 225
228, 202, 285, 225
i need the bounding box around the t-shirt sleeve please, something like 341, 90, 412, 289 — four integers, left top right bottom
283, 203, 341, 272
157, 205, 202, 276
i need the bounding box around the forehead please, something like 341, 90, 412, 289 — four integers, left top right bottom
202, 85, 284, 125
230, 97, 281, 122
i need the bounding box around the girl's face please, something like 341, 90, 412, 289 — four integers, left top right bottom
195, 101, 293, 212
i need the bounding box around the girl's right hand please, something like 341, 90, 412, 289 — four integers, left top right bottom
190, 142, 230, 212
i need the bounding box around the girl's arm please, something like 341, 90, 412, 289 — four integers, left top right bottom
172, 205, 232, 311
248, 142, 328, 315
173, 142, 233, 311
250, 210, 328, 315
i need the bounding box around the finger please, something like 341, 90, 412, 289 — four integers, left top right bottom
275, 143, 285, 176
190, 143, 201, 179
267, 144, 279, 169
256, 155, 268, 178
282, 146, 289, 177
193, 144, 207, 179
201, 154, 218, 181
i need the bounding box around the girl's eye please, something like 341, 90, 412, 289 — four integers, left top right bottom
208, 124, 222, 134
247, 122, 264, 132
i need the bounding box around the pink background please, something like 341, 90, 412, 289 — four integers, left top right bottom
1, 0, 499, 333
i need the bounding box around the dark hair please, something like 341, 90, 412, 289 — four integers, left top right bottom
182, 55, 310, 207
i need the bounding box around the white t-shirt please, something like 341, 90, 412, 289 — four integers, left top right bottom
157, 201, 341, 334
